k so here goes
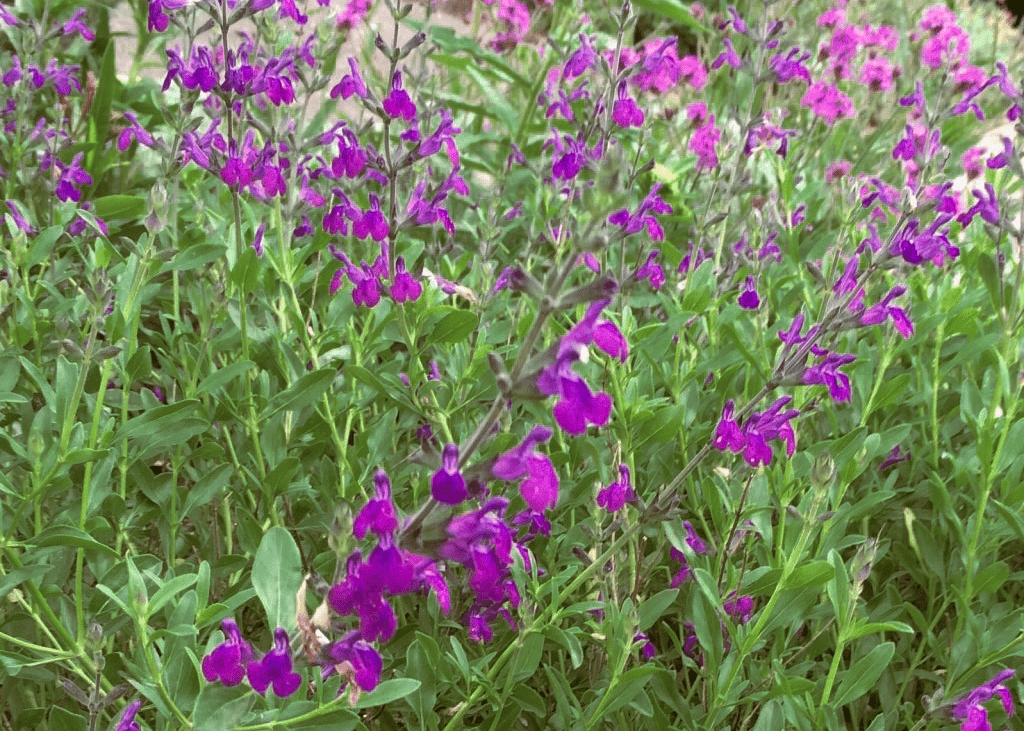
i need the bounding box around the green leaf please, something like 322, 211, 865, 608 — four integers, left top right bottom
162, 243, 228, 273
149, 574, 199, 616
87, 41, 116, 177
229, 247, 260, 292
0, 565, 50, 601
27, 226, 63, 268
976, 250, 1001, 313
543, 626, 583, 669
196, 360, 256, 396
425, 309, 479, 347
869, 372, 912, 413
252, 527, 302, 632
972, 560, 1010, 597
261, 368, 336, 420
93, 195, 145, 221
510, 633, 545, 683
194, 685, 254, 731
631, 0, 709, 32
183, 464, 232, 517
637, 588, 678, 631
31, 526, 119, 558
356, 678, 422, 708
119, 400, 209, 453
597, 666, 664, 718
826, 550, 850, 629
844, 621, 914, 641
832, 642, 895, 707
125, 345, 152, 382
48, 706, 87, 731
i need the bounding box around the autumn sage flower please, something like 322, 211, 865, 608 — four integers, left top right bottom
951, 669, 1015, 731
114, 701, 142, 731
247, 627, 302, 697
432, 442, 468, 504
492, 426, 559, 511
714, 397, 799, 467
596, 464, 635, 512
201, 618, 254, 686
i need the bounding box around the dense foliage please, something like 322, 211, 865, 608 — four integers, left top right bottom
3, 0, 1024, 729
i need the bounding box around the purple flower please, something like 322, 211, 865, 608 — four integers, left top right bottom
861, 286, 913, 338
724, 594, 755, 623
878, 445, 910, 471
634, 632, 656, 660
951, 670, 1015, 731
432, 442, 468, 504
690, 118, 721, 170
635, 250, 666, 289
54, 153, 93, 202
114, 701, 142, 731
669, 522, 709, 586
738, 275, 760, 309
714, 397, 799, 467
353, 470, 399, 540
330, 57, 368, 100
383, 71, 416, 121
389, 256, 422, 303
712, 38, 742, 70
803, 349, 856, 402
323, 630, 382, 692
563, 34, 596, 79
801, 81, 854, 125
247, 627, 302, 697
609, 183, 672, 241
353, 194, 389, 241
596, 464, 635, 512
493, 427, 559, 512
551, 375, 612, 436
60, 9, 95, 41
611, 83, 644, 128
201, 619, 254, 686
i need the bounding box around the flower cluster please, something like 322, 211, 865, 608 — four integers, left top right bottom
201, 619, 301, 697
713, 397, 799, 468
535, 298, 626, 436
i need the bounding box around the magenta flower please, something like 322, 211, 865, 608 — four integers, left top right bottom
861, 286, 913, 338
493, 427, 559, 512
713, 397, 799, 467
330, 57, 368, 99
738, 275, 760, 310
563, 34, 596, 79
951, 670, 1015, 731
323, 631, 382, 692
247, 627, 301, 697
201, 619, 253, 686
432, 442, 468, 504
611, 83, 644, 128
724, 594, 755, 623
353, 470, 399, 539
53, 153, 93, 202
383, 71, 416, 121
353, 194, 389, 241
690, 117, 721, 170
596, 464, 635, 512
390, 257, 422, 303
801, 82, 854, 125
114, 701, 142, 731
669, 521, 709, 586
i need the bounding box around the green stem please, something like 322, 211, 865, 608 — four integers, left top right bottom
75, 357, 114, 644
